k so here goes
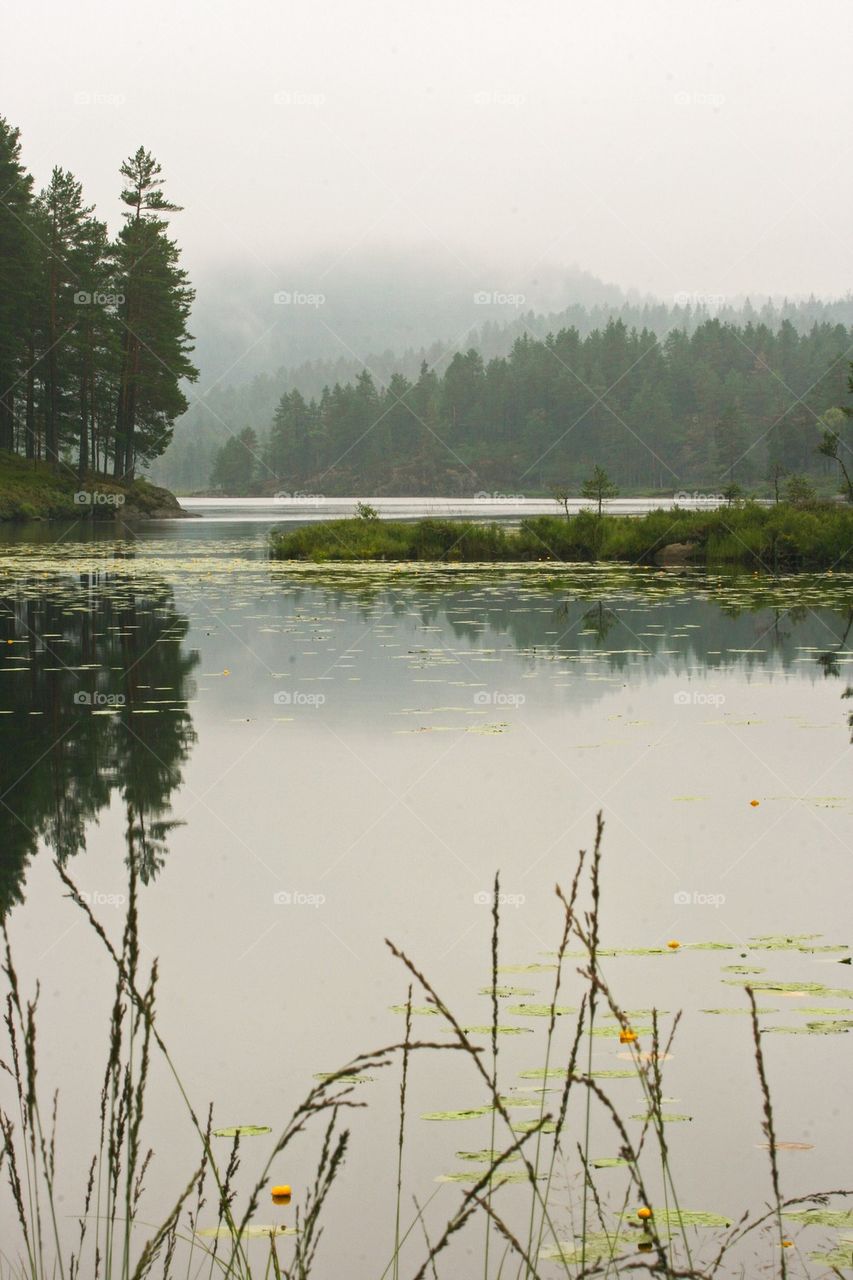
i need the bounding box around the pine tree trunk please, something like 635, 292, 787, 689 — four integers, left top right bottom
25, 334, 35, 461
78, 363, 88, 479
45, 260, 60, 468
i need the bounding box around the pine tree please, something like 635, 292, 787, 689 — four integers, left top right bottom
0, 118, 36, 453
581, 465, 619, 515
36, 168, 93, 468
112, 148, 197, 479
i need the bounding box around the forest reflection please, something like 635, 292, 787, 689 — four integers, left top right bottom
0, 567, 198, 914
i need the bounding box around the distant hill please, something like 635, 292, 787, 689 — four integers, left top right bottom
146, 259, 853, 494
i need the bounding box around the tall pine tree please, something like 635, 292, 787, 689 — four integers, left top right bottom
112, 148, 197, 479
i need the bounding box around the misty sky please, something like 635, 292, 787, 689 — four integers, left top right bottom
6, 0, 852, 303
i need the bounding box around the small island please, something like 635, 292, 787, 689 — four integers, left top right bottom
270, 500, 853, 570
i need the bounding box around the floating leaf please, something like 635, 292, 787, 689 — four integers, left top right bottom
508, 1003, 575, 1018
459, 1025, 533, 1035
652, 1209, 731, 1227
630, 1113, 692, 1123
436, 1170, 538, 1185
455, 1149, 520, 1163
421, 1107, 492, 1121
212, 1125, 271, 1138
763, 1021, 851, 1035
784, 1209, 853, 1228
480, 985, 536, 998
196, 1225, 296, 1238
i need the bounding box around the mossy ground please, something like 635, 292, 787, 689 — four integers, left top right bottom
0, 450, 185, 521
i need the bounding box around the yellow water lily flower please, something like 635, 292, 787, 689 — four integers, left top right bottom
667, 940, 680, 950
619, 1028, 638, 1044
637, 1206, 652, 1220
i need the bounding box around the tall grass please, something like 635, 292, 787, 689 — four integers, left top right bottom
1, 818, 850, 1278
271, 503, 853, 569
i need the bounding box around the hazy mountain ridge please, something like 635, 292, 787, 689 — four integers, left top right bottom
148, 270, 853, 494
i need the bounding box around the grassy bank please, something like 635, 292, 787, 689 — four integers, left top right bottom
0, 450, 187, 521
271, 502, 853, 570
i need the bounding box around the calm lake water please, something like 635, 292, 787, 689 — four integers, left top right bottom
0, 503, 851, 1275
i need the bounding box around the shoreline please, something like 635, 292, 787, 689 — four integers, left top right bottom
0, 451, 191, 522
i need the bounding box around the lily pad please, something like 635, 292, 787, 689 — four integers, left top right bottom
508, 1003, 575, 1018
212, 1125, 271, 1138
196, 1225, 297, 1238
784, 1209, 853, 1228
630, 1113, 692, 1123
653, 1209, 731, 1227
421, 1107, 492, 1121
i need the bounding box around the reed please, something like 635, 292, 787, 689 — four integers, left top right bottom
0, 816, 850, 1278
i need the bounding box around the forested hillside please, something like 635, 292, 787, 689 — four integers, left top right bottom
149, 294, 853, 493
203, 316, 852, 496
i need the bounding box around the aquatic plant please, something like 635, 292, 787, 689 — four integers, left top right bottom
0, 817, 850, 1278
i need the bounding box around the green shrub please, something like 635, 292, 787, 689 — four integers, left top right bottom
270, 504, 853, 570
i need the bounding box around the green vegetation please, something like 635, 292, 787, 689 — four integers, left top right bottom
580, 464, 619, 514
207, 323, 852, 497
149, 296, 853, 495
271, 501, 853, 569
2, 814, 850, 1277
0, 449, 185, 521
0, 117, 196, 480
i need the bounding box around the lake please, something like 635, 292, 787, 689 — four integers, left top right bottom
0, 501, 850, 1276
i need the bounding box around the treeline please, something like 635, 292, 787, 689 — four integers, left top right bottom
0, 117, 196, 481
211, 317, 851, 495
151, 294, 853, 493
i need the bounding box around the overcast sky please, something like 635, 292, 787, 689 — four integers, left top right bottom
6, 0, 852, 303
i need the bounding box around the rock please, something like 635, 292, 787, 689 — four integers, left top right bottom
655, 541, 698, 564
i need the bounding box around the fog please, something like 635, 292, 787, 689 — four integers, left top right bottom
8, 0, 852, 314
